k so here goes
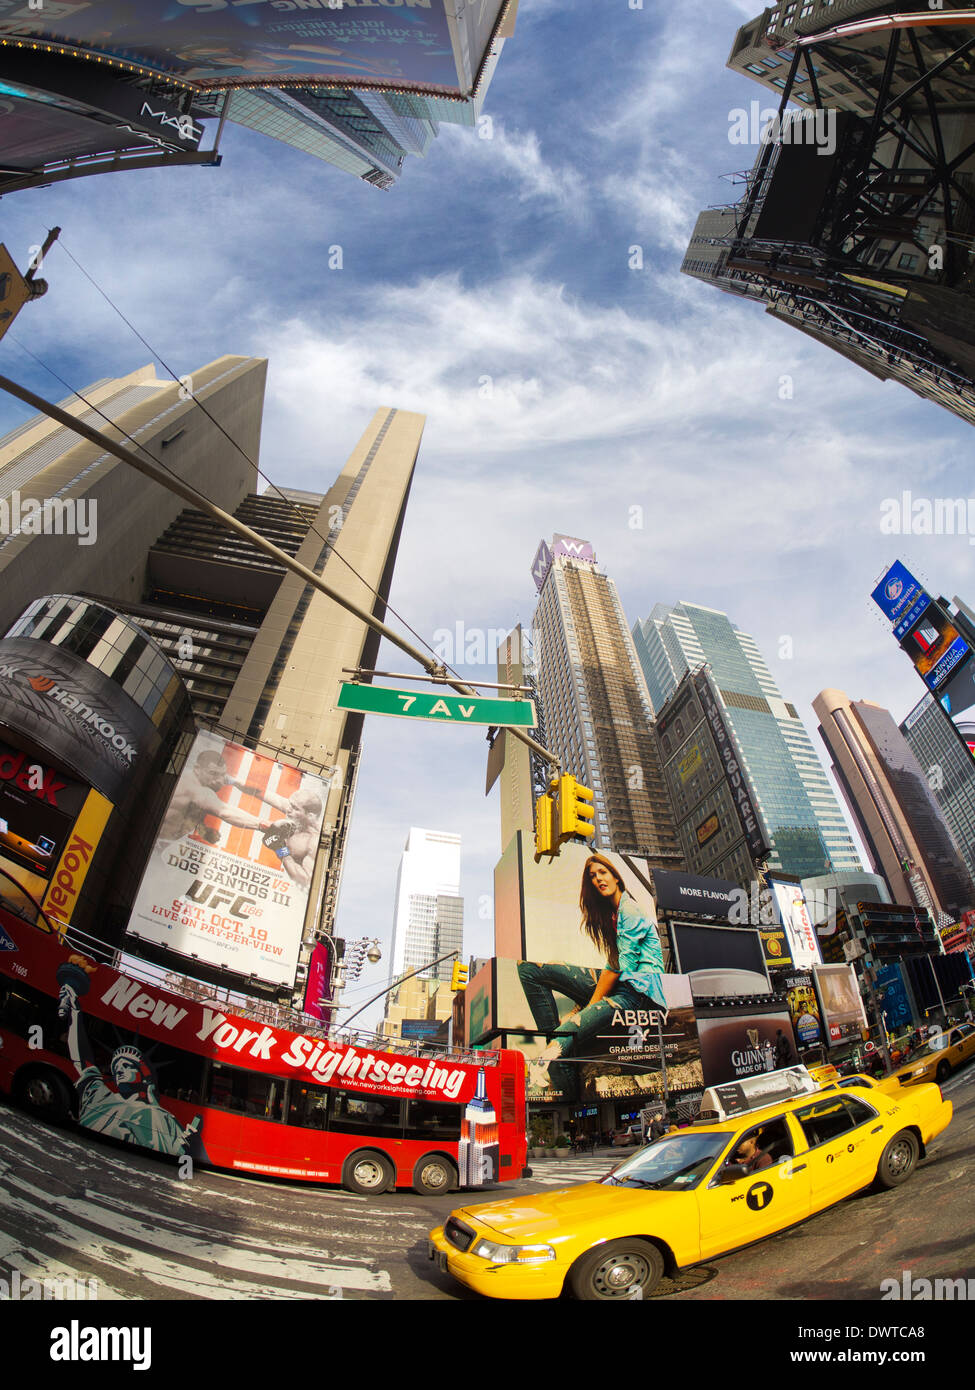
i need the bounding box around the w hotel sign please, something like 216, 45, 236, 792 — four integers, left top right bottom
530, 535, 596, 593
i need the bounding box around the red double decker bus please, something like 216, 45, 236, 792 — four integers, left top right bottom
0, 881, 526, 1196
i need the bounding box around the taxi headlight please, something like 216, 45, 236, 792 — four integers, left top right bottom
471, 1239, 556, 1264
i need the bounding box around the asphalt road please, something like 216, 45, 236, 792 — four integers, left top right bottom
1, 1066, 972, 1305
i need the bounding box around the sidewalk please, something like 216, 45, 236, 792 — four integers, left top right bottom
529, 1143, 624, 1161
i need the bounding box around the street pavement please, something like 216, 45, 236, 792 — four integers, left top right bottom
0, 1065, 972, 1303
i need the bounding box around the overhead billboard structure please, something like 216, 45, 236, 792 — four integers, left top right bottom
0, 0, 511, 95
871, 560, 975, 764
126, 731, 331, 990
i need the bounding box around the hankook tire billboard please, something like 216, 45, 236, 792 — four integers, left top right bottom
0, 637, 163, 803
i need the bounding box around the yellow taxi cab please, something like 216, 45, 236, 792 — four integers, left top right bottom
427, 1065, 951, 1301
892, 1022, 975, 1087
808, 1063, 902, 1096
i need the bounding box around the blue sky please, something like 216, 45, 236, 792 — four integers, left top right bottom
1, 0, 972, 1024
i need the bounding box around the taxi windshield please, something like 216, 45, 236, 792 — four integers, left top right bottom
603, 1132, 730, 1191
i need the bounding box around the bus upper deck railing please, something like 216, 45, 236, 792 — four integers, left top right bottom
0, 891, 498, 1067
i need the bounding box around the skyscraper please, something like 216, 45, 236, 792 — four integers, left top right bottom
529, 537, 680, 865
683, 2, 975, 425
813, 688, 975, 921
389, 828, 464, 988
901, 692, 975, 890
0, 361, 425, 998
633, 602, 861, 877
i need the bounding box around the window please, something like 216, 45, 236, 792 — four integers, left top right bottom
288, 1081, 330, 1130
405, 1098, 461, 1141
794, 1095, 876, 1147
897, 253, 919, 271
330, 1088, 403, 1138
713, 1118, 795, 1181
206, 1062, 285, 1121
147, 1040, 206, 1103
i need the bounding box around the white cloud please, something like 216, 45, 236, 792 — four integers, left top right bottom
438, 122, 587, 215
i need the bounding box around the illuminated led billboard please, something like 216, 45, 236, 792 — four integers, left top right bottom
872, 561, 975, 763
0, 0, 472, 93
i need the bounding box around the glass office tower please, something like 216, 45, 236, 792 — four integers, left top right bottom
633, 602, 861, 878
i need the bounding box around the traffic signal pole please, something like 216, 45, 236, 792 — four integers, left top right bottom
0, 373, 560, 775
340, 949, 461, 1029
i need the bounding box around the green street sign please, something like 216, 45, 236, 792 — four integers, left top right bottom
337, 682, 536, 728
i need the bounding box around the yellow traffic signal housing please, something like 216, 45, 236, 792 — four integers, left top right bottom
558, 774, 595, 843
450, 960, 469, 991
534, 792, 556, 860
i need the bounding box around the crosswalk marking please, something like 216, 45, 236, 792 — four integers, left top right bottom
527, 1157, 617, 1186
0, 1104, 405, 1300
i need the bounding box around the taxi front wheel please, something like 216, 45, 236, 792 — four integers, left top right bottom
568, 1238, 664, 1301
875, 1129, 919, 1189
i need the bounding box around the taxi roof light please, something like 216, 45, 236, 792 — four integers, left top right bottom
698, 1065, 821, 1123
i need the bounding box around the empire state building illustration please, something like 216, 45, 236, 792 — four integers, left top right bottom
457, 1066, 499, 1187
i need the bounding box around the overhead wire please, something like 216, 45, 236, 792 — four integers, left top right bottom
29, 236, 475, 690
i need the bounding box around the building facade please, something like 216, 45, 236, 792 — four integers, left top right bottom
529, 538, 681, 865
0, 361, 425, 1000
653, 666, 773, 887
634, 602, 861, 878
813, 688, 975, 922
901, 692, 975, 889
388, 828, 464, 990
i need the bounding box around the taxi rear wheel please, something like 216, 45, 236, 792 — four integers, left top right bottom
568, 1239, 664, 1301
875, 1129, 919, 1189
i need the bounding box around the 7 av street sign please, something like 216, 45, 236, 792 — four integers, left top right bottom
337, 683, 536, 728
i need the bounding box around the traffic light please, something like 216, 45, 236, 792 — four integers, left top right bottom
557, 774, 595, 844
534, 791, 556, 860
450, 960, 469, 991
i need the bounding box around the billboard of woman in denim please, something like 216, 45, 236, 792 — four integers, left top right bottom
518, 854, 666, 1098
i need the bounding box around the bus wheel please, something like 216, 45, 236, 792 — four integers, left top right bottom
413, 1154, 457, 1196
15, 1067, 73, 1124
343, 1150, 394, 1195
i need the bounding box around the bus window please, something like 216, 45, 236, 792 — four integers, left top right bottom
405, 1098, 461, 1142
330, 1088, 404, 1138
144, 1040, 207, 1104
206, 1062, 285, 1121
0, 979, 69, 1058
288, 1082, 330, 1130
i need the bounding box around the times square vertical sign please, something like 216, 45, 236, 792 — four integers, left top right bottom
871, 560, 975, 763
